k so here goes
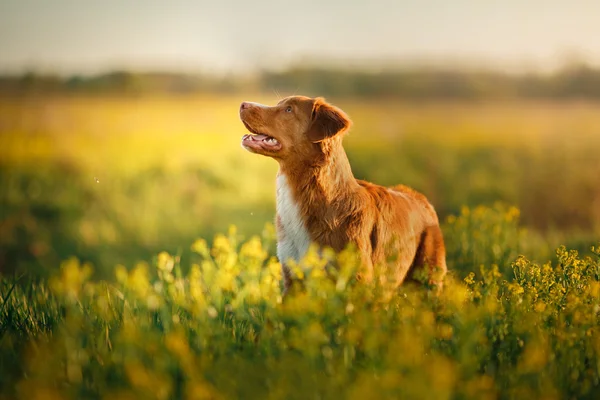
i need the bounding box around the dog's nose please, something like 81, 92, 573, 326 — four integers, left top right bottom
240, 102, 251, 111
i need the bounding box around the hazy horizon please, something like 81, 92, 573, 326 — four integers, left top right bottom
2, 0, 600, 75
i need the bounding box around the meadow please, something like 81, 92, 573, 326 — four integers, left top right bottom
1, 94, 600, 398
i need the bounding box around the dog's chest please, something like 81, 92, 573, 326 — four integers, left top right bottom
275, 174, 312, 264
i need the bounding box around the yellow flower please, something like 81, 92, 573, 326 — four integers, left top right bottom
189, 265, 207, 307
506, 206, 520, 221
239, 236, 268, 269
228, 224, 238, 239
115, 264, 128, 285
212, 234, 237, 268
49, 257, 93, 300
165, 331, 189, 359
157, 251, 174, 273
267, 259, 282, 280
146, 294, 160, 310
215, 268, 237, 292
507, 283, 524, 295
128, 262, 151, 299
464, 272, 475, 286
191, 239, 210, 257
245, 282, 262, 304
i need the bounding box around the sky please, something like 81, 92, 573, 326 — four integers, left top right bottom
1, 0, 600, 74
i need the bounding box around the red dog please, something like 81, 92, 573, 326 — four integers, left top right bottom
240, 96, 446, 292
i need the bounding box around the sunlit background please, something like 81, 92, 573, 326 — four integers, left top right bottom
1, 0, 600, 278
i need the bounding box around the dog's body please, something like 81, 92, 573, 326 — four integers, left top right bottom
239, 96, 446, 291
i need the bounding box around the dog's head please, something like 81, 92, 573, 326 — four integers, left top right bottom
239, 96, 351, 163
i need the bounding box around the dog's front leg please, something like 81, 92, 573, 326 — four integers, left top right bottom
281, 262, 305, 299
281, 262, 293, 295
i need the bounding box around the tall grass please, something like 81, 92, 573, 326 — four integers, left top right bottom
1, 206, 599, 399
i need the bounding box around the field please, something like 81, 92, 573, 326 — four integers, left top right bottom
1, 95, 600, 398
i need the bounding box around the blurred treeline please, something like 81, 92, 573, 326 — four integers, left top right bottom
3, 63, 600, 99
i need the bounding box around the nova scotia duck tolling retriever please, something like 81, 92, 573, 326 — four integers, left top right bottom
239, 96, 447, 294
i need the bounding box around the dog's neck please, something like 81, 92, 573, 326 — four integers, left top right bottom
278, 139, 360, 211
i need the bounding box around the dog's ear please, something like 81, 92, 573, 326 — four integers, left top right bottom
306, 97, 351, 143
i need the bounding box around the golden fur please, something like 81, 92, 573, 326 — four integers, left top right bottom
239, 96, 447, 292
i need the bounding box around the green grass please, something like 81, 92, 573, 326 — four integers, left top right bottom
1, 208, 599, 399
1, 95, 600, 398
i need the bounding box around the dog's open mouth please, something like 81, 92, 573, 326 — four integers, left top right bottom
241, 122, 282, 152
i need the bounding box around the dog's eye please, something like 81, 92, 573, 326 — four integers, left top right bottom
285, 106, 292, 113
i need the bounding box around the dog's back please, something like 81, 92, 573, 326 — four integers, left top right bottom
358, 180, 447, 286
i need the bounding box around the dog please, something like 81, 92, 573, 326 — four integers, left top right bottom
239, 96, 447, 293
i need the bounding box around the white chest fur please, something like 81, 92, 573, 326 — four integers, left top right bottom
275, 173, 312, 265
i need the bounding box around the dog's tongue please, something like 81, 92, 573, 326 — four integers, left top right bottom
249, 134, 269, 141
